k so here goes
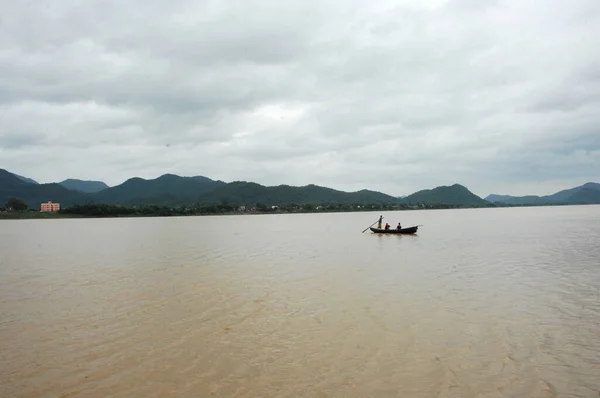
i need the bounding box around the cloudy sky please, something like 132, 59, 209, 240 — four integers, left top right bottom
1, 0, 599, 197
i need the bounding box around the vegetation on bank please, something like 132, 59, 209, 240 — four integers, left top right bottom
3, 197, 28, 211
60, 202, 493, 217
2, 200, 577, 220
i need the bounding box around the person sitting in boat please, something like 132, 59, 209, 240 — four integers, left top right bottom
384, 223, 390, 230
378, 215, 383, 229
397, 222, 402, 230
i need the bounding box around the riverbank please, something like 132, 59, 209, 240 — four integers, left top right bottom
0, 202, 584, 220
0, 209, 411, 220
0, 212, 86, 220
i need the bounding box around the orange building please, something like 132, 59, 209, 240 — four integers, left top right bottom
40, 201, 60, 212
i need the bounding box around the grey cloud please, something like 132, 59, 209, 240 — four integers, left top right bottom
522, 66, 600, 113
1, 0, 599, 196
444, 0, 499, 12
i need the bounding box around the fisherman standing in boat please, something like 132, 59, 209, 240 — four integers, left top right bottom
378, 215, 383, 229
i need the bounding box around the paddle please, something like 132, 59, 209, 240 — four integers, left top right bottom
362, 219, 380, 233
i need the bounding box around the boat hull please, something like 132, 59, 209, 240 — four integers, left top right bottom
370, 226, 418, 234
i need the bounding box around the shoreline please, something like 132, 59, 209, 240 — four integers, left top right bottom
0, 202, 592, 220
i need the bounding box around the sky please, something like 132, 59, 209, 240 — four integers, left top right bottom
1, 0, 599, 197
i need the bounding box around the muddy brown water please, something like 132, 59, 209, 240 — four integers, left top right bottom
1, 206, 599, 397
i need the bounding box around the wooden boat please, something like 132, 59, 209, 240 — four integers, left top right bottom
370, 226, 419, 234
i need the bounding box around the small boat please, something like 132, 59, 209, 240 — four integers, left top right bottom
370, 226, 419, 234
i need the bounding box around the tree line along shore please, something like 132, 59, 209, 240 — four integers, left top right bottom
0, 200, 571, 220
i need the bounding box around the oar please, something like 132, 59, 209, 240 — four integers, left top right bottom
362, 219, 379, 233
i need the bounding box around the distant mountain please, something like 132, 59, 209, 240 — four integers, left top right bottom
0, 169, 83, 207
545, 182, 600, 203
2, 170, 228, 208
569, 184, 600, 203
11, 173, 38, 185
191, 175, 219, 184
1, 169, 28, 189
59, 179, 109, 193
195, 181, 398, 206
484, 194, 543, 205
486, 182, 600, 205
4, 166, 598, 210
485, 194, 514, 202
81, 173, 226, 206
401, 184, 489, 206
80, 176, 396, 207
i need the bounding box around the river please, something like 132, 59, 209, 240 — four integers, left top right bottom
1, 205, 599, 397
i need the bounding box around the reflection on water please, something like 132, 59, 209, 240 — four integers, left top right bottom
1, 206, 599, 397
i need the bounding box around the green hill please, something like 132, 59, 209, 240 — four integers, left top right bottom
0, 169, 83, 208
82, 174, 226, 206
485, 194, 513, 202
196, 181, 398, 206
492, 195, 545, 205
59, 179, 109, 193
569, 186, 600, 204
545, 182, 600, 204
485, 182, 600, 205
7, 167, 595, 211
402, 184, 489, 206
12, 173, 38, 185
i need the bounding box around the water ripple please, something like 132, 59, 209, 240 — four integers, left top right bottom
1, 207, 599, 397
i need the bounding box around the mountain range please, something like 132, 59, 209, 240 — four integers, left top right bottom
58, 179, 110, 193
1, 168, 599, 209
485, 182, 600, 205
403, 184, 489, 206
1, 170, 84, 207
12, 175, 109, 193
